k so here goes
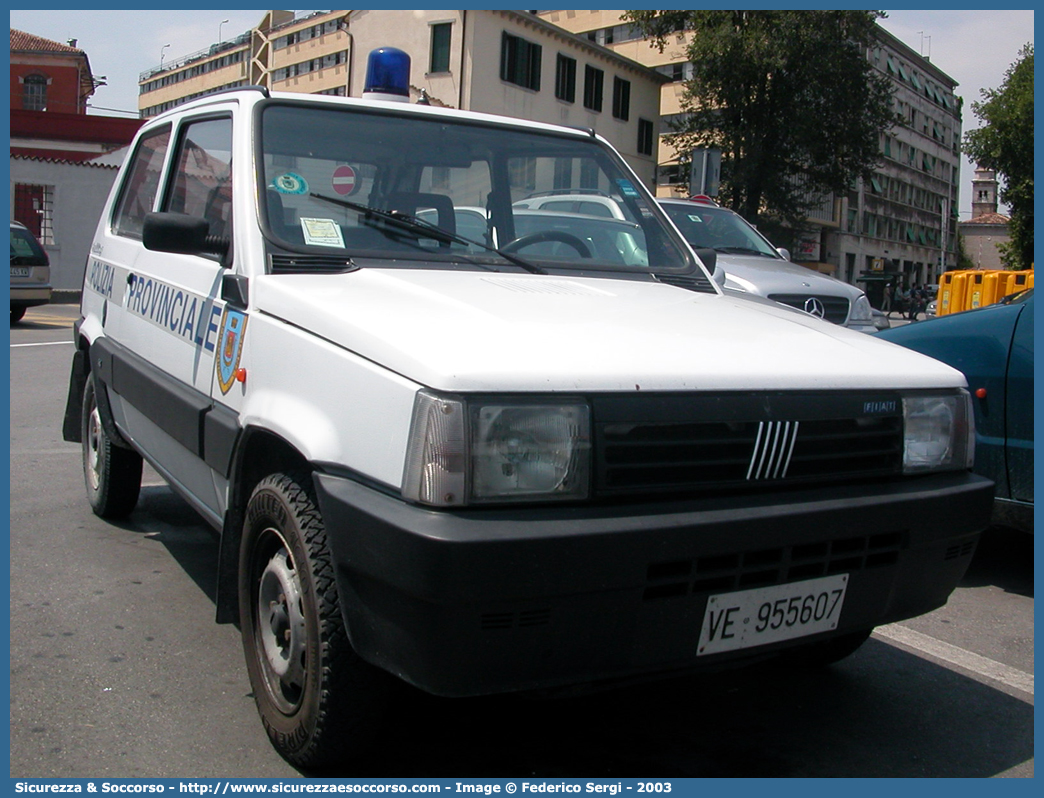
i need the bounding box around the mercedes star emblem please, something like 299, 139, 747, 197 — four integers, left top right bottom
803, 297, 826, 318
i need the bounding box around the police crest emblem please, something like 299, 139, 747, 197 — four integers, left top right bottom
216, 307, 248, 394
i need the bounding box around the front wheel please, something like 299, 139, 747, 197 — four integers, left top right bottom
82, 378, 142, 518
239, 472, 395, 769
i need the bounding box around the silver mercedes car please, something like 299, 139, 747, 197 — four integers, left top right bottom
658, 197, 876, 333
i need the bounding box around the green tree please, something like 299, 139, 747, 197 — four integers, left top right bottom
963, 44, 1034, 269
622, 10, 899, 226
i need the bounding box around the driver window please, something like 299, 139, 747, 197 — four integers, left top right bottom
112, 126, 171, 239
165, 117, 233, 238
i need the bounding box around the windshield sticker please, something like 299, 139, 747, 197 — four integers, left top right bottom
687, 214, 705, 223
616, 179, 640, 198
271, 172, 309, 195
216, 308, 248, 394
300, 218, 346, 248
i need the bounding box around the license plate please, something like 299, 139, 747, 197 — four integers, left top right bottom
697, 574, 848, 656
10, 267, 30, 278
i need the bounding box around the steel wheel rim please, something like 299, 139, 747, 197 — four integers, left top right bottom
254, 528, 308, 714
85, 401, 103, 492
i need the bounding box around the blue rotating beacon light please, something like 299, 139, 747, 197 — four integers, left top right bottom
363, 47, 411, 103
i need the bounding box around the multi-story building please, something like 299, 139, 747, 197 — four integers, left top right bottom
136, 10, 667, 188
851, 26, 962, 296
537, 11, 962, 296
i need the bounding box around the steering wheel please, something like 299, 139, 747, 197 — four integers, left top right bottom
716, 228, 749, 249
502, 230, 592, 258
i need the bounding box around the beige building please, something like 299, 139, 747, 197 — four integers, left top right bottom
137, 10, 666, 188
536, 11, 691, 196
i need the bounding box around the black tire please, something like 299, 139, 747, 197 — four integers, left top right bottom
239, 472, 394, 769
11, 306, 26, 324
82, 378, 143, 518
783, 628, 874, 668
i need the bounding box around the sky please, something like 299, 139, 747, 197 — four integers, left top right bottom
8, 7, 1036, 218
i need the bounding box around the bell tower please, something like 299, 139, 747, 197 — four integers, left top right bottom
970, 166, 999, 218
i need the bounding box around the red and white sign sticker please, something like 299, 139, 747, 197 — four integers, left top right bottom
332, 165, 358, 196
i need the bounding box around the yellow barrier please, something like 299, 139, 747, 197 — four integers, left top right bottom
938, 272, 957, 316
936, 269, 1033, 315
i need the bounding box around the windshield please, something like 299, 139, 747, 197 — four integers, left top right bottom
259, 102, 692, 274
659, 202, 779, 258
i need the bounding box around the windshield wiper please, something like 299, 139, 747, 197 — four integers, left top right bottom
309, 193, 547, 275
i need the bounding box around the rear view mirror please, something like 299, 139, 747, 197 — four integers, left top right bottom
143, 212, 229, 259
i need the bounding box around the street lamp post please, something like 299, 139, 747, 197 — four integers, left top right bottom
219, 19, 229, 43
160, 43, 171, 67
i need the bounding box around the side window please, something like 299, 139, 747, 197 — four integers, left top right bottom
112, 126, 172, 239
166, 117, 234, 238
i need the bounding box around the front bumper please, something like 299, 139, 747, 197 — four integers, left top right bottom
315, 471, 993, 696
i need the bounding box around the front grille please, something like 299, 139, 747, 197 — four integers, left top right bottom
768, 293, 850, 325
642, 532, 904, 601
592, 392, 903, 498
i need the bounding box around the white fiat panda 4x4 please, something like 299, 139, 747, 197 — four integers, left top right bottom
63, 64, 992, 768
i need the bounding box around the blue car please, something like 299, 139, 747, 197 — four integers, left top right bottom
877, 289, 1034, 532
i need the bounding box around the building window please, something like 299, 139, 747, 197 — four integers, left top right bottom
508, 157, 537, 192
555, 54, 576, 102
430, 22, 452, 73
637, 118, 654, 156
553, 157, 573, 189
501, 32, 541, 91
609, 75, 626, 120
612, 76, 630, 121
13, 184, 55, 244
580, 159, 600, 189
583, 65, 603, 111
22, 74, 48, 111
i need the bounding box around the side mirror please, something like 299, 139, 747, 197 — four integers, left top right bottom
143, 212, 229, 259
777, 247, 791, 261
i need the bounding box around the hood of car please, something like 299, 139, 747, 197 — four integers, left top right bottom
717, 252, 861, 300
253, 268, 964, 394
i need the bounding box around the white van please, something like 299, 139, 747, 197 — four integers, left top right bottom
62, 82, 992, 768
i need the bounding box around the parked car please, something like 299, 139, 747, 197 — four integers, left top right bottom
10, 220, 52, 323
658, 198, 876, 333
513, 190, 628, 220
877, 290, 1034, 532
